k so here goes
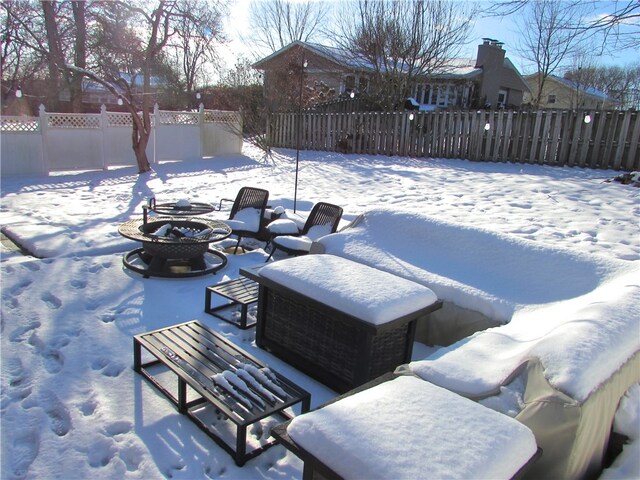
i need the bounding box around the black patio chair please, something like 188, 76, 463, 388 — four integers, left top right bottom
266, 202, 343, 261
220, 187, 269, 254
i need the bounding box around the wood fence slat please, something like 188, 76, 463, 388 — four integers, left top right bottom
549, 111, 562, 165
613, 112, 631, 170
602, 112, 620, 169
510, 111, 522, 162
625, 112, 640, 170
529, 110, 543, 163
578, 115, 594, 167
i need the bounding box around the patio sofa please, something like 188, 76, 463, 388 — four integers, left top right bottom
311, 208, 640, 479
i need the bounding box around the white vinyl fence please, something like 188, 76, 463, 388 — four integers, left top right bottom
1, 104, 243, 176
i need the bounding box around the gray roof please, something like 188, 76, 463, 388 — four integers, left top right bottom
254, 41, 483, 79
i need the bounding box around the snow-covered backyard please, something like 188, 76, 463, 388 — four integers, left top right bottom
1, 143, 638, 479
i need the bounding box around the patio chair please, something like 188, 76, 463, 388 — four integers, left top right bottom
266, 202, 343, 261
221, 187, 269, 254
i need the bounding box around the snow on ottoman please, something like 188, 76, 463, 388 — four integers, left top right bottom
247, 254, 442, 393
279, 375, 539, 480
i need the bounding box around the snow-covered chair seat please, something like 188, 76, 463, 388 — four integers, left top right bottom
220, 186, 269, 254
273, 375, 540, 480
266, 202, 342, 261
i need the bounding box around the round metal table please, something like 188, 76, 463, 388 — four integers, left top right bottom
142, 199, 216, 223
118, 217, 231, 278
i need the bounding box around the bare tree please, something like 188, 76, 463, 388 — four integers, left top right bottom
485, 1, 639, 50
249, 0, 330, 53
166, 0, 226, 101
564, 62, 640, 110
515, 0, 587, 107
1, 0, 46, 105
334, 0, 474, 108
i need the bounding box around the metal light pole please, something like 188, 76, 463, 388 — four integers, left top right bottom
294, 54, 307, 213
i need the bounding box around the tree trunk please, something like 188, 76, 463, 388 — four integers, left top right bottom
70, 1, 86, 113
41, 1, 63, 110
131, 111, 152, 173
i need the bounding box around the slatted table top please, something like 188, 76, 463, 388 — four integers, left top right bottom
134, 320, 309, 425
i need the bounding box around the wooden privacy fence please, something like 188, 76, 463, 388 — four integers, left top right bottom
268, 109, 640, 171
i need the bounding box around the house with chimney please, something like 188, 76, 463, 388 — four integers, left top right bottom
253, 38, 530, 110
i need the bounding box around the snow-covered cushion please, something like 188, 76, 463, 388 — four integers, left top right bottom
267, 219, 300, 235
287, 375, 538, 480
259, 254, 438, 325
272, 235, 313, 253
224, 207, 261, 232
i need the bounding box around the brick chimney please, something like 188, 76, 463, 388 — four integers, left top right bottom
475, 38, 506, 107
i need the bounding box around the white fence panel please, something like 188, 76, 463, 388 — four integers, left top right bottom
1, 129, 45, 175
203, 111, 243, 156
154, 109, 201, 162
45, 112, 104, 171
103, 125, 140, 167
0, 104, 242, 175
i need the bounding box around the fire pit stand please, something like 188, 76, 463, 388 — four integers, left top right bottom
119, 217, 231, 278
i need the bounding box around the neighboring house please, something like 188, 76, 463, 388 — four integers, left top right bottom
60, 73, 165, 106
253, 38, 530, 110
523, 73, 618, 109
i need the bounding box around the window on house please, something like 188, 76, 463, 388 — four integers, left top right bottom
413, 84, 422, 103
498, 89, 508, 108
344, 75, 356, 94
547, 94, 556, 104
358, 76, 368, 93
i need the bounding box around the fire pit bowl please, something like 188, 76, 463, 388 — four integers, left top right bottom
118, 217, 231, 278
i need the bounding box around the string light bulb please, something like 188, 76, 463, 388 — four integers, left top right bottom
584, 113, 591, 124
117, 97, 123, 106
484, 122, 491, 131
15, 88, 22, 98
409, 113, 415, 121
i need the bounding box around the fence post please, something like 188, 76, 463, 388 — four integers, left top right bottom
153, 103, 159, 164
198, 102, 204, 160
100, 104, 108, 170
39, 104, 50, 174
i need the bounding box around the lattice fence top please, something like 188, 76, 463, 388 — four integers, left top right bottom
158, 111, 199, 125
48, 113, 100, 129
204, 110, 241, 124
1, 116, 39, 132
108, 112, 134, 127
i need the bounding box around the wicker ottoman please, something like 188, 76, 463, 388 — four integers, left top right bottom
241, 255, 442, 393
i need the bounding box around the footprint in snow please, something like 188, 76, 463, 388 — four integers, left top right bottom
87, 436, 116, 468
10, 279, 33, 296
104, 420, 132, 436
9, 320, 41, 343
118, 443, 144, 472
99, 314, 116, 324
85, 300, 101, 311
40, 292, 62, 309
22, 262, 40, 272
3, 296, 19, 310
92, 357, 125, 377
70, 279, 87, 289
2, 358, 33, 406
78, 397, 98, 416
28, 332, 66, 373
23, 389, 72, 437
8, 427, 40, 478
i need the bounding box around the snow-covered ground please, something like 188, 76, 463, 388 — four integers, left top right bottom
1, 143, 638, 479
